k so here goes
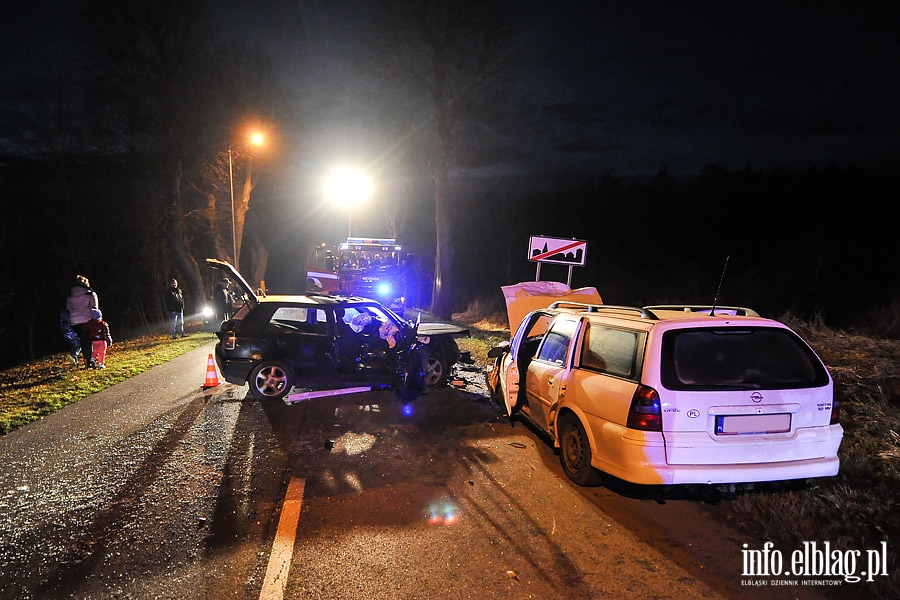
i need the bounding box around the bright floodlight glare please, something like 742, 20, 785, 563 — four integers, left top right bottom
324, 167, 373, 207
250, 132, 264, 146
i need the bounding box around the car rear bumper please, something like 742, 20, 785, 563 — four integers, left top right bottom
664, 455, 841, 485
214, 345, 253, 385
585, 415, 843, 486
598, 439, 841, 486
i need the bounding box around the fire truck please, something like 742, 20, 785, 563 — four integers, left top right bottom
307, 237, 410, 311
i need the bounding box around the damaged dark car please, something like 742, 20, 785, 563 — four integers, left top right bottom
206, 258, 469, 401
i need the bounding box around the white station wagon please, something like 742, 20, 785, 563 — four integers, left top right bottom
486, 301, 843, 487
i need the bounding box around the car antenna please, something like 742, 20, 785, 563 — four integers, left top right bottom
709, 255, 730, 316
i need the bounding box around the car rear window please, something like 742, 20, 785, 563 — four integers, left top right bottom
660, 327, 830, 390
270, 307, 327, 334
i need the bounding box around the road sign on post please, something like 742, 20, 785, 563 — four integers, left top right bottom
528, 236, 587, 265
527, 236, 588, 286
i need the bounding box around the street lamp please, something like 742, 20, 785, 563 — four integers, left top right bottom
323, 167, 373, 237
228, 145, 236, 269
228, 132, 265, 270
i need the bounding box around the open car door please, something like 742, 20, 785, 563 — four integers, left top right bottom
501, 310, 556, 417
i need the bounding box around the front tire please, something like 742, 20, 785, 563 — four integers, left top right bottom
423, 339, 458, 388
423, 353, 451, 388
558, 414, 600, 486
397, 349, 426, 403
248, 360, 293, 401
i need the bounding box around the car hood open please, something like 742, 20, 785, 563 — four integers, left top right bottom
501, 281, 603, 333
206, 258, 259, 308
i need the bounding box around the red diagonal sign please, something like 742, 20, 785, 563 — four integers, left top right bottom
532, 240, 584, 261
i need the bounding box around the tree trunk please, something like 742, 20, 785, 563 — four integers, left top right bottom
245, 208, 269, 293
430, 48, 454, 320
432, 166, 453, 319
235, 163, 256, 271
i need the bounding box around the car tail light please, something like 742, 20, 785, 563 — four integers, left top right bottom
224, 332, 236, 351
830, 395, 842, 425
626, 384, 662, 431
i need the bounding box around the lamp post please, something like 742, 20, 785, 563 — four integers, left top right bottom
228, 145, 236, 269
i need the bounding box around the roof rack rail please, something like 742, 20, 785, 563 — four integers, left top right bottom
644, 305, 761, 317
548, 302, 659, 319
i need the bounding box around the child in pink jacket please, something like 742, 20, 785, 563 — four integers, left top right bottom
83, 308, 113, 369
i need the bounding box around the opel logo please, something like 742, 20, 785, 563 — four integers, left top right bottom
687, 409, 700, 419
750, 392, 763, 403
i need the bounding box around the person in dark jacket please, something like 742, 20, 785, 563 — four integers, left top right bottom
213, 278, 233, 324
66, 275, 99, 368
164, 278, 186, 338
59, 308, 82, 365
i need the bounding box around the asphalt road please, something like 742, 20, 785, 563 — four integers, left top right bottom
0, 343, 841, 600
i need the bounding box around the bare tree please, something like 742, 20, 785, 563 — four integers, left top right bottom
76, 0, 221, 310
205, 42, 289, 281
368, 0, 515, 318
201, 137, 268, 277
76, 1, 288, 310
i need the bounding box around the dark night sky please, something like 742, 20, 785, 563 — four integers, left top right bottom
1, 1, 899, 352
3, 1, 899, 180
213, 0, 900, 180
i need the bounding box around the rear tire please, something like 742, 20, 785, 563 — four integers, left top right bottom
558, 414, 600, 486
248, 360, 293, 401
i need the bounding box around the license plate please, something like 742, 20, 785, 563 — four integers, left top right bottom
716, 413, 791, 435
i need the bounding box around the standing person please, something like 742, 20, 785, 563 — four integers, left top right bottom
66, 275, 99, 368
83, 308, 112, 369
58, 308, 82, 365
214, 278, 233, 324
164, 278, 186, 338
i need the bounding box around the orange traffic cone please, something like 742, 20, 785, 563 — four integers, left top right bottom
203, 353, 220, 389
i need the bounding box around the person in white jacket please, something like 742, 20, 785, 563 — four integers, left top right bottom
65, 275, 99, 368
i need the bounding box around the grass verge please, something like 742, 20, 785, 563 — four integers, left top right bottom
0, 330, 215, 434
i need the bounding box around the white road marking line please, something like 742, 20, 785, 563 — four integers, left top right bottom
259, 476, 306, 600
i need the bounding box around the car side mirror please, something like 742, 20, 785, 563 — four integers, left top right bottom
487, 341, 510, 358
